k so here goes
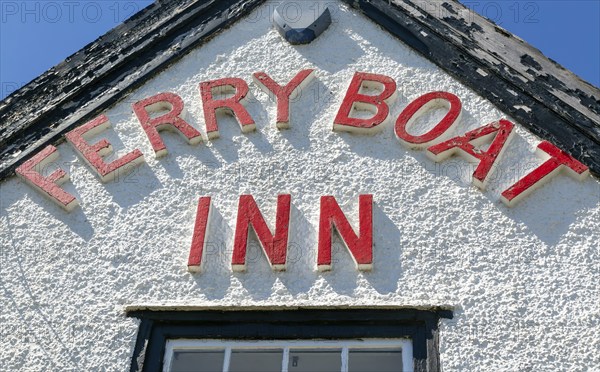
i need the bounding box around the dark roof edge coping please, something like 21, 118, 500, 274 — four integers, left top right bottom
0, 0, 264, 179
345, 0, 600, 174
0, 0, 599, 179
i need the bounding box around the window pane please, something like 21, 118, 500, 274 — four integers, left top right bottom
288, 349, 342, 372
348, 348, 403, 372
229, 349, 283, 372
171, 350, 225, 372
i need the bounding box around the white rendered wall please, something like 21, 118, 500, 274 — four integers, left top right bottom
1, 2, 599, 371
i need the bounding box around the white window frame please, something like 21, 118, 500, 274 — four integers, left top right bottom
164, 338, 413, 372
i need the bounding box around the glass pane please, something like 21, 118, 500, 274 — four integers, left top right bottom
229, 349, 283, 372
171, 350, 225, 372
348, 348, 403, 372
288, 349, 342, 372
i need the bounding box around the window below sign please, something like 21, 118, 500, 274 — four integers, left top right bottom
127, 308, 452, 372
165, 339, 413, 372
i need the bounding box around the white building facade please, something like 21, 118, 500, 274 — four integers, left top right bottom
1, 1, 599, 371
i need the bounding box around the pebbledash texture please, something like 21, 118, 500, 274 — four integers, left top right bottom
1, 1, 599, 371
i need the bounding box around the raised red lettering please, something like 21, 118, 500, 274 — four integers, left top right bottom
66, 115, 145, 182
501, 141, 589, 206
253, 69, 315, 129
200, 78, 255, 139
232, 194, 291, 271
15, 145, 78, 211
318, 194, 373, 271
187, 196, 212, 273
395, 91, 462, 149
133, 92, 202, 158
427, 119, 515, 189
334, 72, 397, 133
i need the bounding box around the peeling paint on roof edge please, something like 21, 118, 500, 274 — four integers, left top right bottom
0, 0, 599, 178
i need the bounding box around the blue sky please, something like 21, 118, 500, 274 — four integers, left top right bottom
1, 1, 598, 100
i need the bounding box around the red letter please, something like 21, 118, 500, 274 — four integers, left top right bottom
66, 115, 145, 182
133, 92, 202, 158
187, 196, 212, 273
318, 195, 373, 271
333, 72, 397, 133
200, 78, 255, 139
253, 69, 315, 129
395, 91, 462, 149
15, 145, 78, 211
232, 194, 291, 271
500, 141, 589, 207
427, 119, 515, 189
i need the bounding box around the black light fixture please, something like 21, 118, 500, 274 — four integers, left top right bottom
273, 1, 332, 44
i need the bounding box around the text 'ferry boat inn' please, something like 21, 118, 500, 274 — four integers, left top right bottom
1, 1, 599, 371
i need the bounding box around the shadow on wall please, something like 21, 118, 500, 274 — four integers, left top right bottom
67, 114, 165, 210
0, 277, 88, 370
1, 178, 95, 243
274, 75, 333, 151
187, 199, 403, 300
188, 199, 334, 301
496, 175, 599, 246
278, 202, 320, 295
291, 13, 365, 74
191, 204, 234, 301
478, 115, 600, 245
320, 201, 403, 296
0, 202, 100, 369
227, 202, 318, 301
101, 162, 162, 210
147, 115, 222, 181
337, 103, 599, 247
